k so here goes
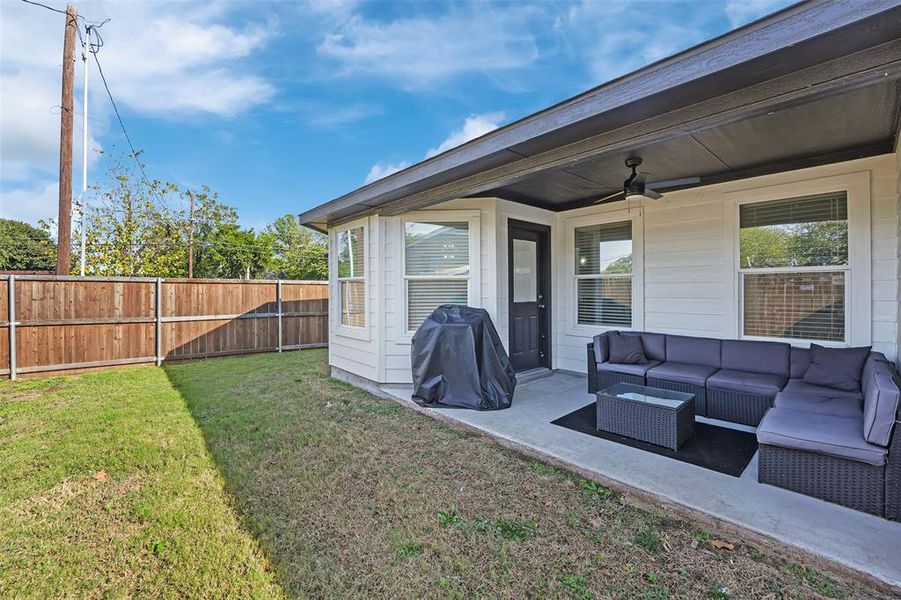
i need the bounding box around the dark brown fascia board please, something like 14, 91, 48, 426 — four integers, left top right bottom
366, 39, 901, 219
299, 0, 901, 227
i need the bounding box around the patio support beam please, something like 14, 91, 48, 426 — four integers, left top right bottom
368, 39, 901, 220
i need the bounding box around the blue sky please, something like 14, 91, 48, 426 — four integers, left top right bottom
1, 0, 793, 231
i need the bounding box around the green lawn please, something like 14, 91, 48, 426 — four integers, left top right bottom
0, 349, 892, 598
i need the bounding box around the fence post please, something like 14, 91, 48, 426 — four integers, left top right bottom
8, 275, 15, 381
155, 278, 162, 366
276, 279, 283, 352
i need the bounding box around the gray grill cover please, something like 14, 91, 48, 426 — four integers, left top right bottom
411, 305, 515, 410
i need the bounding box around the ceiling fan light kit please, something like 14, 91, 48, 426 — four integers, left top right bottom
593, 157, 700, 205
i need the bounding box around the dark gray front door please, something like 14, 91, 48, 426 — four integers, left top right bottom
508, 221, 550, 372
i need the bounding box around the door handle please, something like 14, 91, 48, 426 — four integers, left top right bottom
537, 303, 545, 309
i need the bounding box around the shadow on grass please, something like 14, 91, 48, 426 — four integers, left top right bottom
159, 349, 878, 600
161, 348, 425, 597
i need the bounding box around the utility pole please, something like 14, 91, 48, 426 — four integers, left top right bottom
187, 190, 195, 278
56, 3, 77, 275
79, 25, 89, 276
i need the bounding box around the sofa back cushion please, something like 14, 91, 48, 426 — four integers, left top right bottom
803, 344, 871, 392
862, 355, 900, 446
628, 332, 666, 362
790, 347, 811, 379
594, 331, 666, 364
721, 339, 790, 377
608, 332, 647, 364
665, 335, 721, 368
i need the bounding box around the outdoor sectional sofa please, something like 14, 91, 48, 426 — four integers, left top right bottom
586, 331, 901, 519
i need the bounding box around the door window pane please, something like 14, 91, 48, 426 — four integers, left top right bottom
743, 271, 845, 341
512, 239, 537, 303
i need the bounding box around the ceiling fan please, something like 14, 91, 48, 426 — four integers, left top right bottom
593, 157, 700, 205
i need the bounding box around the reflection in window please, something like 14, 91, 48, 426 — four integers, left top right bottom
739, 192, 848, 342
574, 221, 632, 326
404, 221, 470, 330
337, 226, 365, 327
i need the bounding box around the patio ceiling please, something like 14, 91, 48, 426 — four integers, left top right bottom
489, 83, 900, 212
300, 0, 901, 231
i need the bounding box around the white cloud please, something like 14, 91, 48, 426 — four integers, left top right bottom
364, 161, 411, 184
364, 111, 505, 184
1, 1, 277, 226
0, 180, 59, 227
308, 103, 384, 128
0, 0, 276, 181
317, 8, 539, 88
425, 112, 505, 158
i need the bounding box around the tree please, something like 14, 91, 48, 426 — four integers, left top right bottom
80, 151, 187, 276
265, 214, 328, 280
79, 150, 276, 279
193, 223, 274, 279
0, 219, 57, 271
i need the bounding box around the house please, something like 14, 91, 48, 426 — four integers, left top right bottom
301, 0, 901, 391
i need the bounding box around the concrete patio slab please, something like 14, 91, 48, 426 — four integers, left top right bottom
380, 371, 901, 589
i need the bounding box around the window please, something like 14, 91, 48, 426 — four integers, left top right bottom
337, 225, 365, 328
574, 220, 632, 327
404, 221, 470, 331
739, 192, 848, 342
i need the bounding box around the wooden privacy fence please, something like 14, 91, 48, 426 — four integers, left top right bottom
0, 275, 328, 379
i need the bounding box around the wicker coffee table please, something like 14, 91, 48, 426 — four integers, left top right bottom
596, 383, 695, 450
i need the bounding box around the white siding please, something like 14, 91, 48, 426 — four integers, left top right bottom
381, 198, 497, 384
328, 215, 380, 381
327, 154, 901, 384
896, 145, 901, 367
872, 161, 899, 359
554, 154, 900, 371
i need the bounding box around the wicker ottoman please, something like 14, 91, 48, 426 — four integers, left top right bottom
596, 383, 695, 451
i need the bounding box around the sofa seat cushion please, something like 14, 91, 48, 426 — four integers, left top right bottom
707, 369, 786, 398
774, 392, 862, 418
782, 379, 862, 401
757, 407, 887, 466
597, 360, 661, 378
647, 362, 717, 388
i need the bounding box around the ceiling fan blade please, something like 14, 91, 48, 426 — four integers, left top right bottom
593, 190, 625, 205
650, 176, 701, 189
643, 188, 662, 200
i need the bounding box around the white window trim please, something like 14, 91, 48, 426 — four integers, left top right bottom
723, 171, 871, 347
332, 217, 370, 341
398, 210, 481, 339
564, 209, 644, 335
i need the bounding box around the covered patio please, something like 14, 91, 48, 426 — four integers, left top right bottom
302, 1, 901, 589
380, 371, 901, 588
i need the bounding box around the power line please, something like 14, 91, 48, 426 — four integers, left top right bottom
20, 0, 68, 15
82, 25, 169, 211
